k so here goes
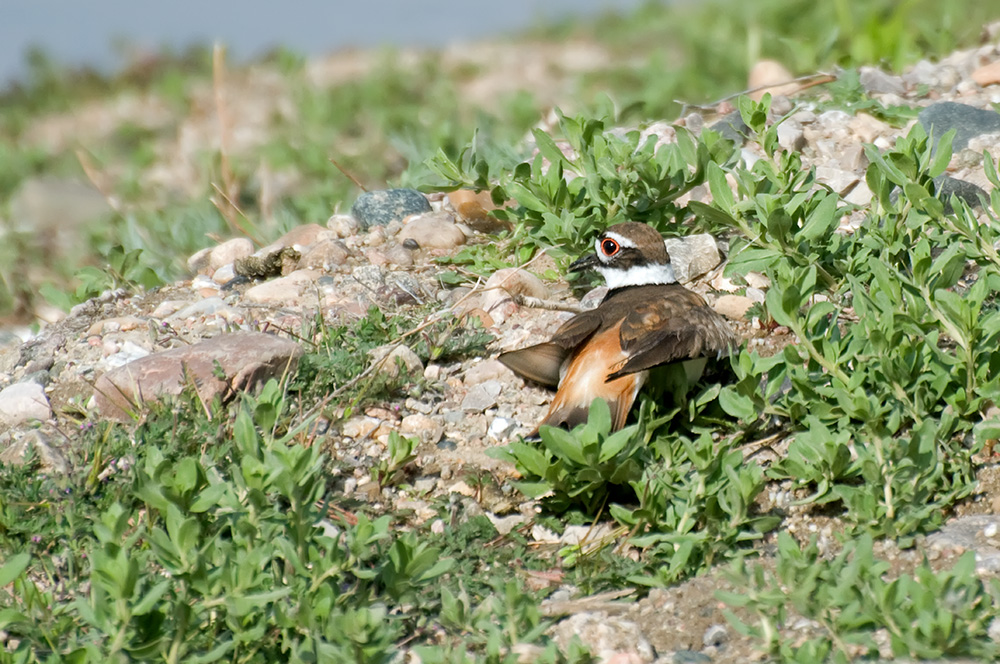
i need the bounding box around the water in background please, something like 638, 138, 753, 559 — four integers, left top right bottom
1, 0, 647, 86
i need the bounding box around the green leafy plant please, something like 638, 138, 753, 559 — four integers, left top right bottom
428, 108, 737, 260
721, 533, 1000, 661
372, 431, 419, 490
492, 398, 646, 514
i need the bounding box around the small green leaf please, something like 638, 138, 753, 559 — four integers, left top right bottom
718, 387, 757, 421
0, 553, 30, 587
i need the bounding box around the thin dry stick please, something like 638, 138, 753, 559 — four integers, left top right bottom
676, 72, 838, 114
211, 183, 266, 247
213, 43, 237, 202
329, 157, 368, 192
76, 149, 124, 215
513, 293, 584, 313
210, 42, 252, 240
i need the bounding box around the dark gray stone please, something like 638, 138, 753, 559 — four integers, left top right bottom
859, 67, 905, 95
351, 188, 431, 230
673, 651, 712, 664
918, 102, 1000, 152
709, 111, 749, 145
889, 175, 988, 212
935, 175, 989, 211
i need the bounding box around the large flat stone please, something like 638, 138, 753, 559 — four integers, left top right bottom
93, 332, 303, 421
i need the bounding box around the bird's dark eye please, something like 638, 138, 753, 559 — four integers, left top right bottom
601, 238, 619, 256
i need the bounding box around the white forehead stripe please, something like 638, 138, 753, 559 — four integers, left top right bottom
601, 231, 637, 249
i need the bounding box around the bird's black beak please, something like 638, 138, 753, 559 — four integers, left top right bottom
568, 252, 599, 274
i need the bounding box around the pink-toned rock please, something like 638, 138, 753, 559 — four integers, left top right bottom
300, 238, 351, 270
93, 332, 302, 421
266, 223, 328, 251
748, 59, 800, 101
972, 60, 1000, 87
480, 268, 549, 324
447, 189, 510, 233
210, 237, 255, 270
400, 413, 443, 444
342, 417, 381, 439
86, 315, 146, 336
365, 249, 390, 267
714, 294, 754, 320
849, 113, 892, 144
243, 269, 322, 306
385, 245, 414, 267
464, 359, 509, 386
398, 212, 466, 250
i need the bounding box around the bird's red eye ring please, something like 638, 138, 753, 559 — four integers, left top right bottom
600, 238, 620, 256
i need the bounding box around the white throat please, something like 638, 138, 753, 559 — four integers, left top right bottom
597, 263, 677, 289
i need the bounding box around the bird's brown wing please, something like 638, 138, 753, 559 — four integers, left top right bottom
497, 342, 567, 388
608, 292, 736, 381
497, 310, 603, 387
548, 309, 604, 349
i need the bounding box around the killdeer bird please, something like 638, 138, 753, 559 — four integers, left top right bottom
499, 222, 736, 432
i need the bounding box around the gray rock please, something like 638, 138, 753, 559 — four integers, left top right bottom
551, 612, 655, 662
0, 382, 51, 426
859, 66, 905, 95
93, 332, 303, 421
168, 297, 233, 321
709, 111, 748, 145
815, 166, 859, 194
918, 102, 1000, 152
100, 341, 151, 370
671, 651, 712, 664
838, 144, 869, 171
327, 213, 360, 238
488, 416, 516, 440
352, 264, 385, 292
0, 430, 68, 474
925, 515, 1000, 573
664, 234, 722, 283
702, 624, 729, 648
579, 286, 609, 311
461, 379, 502, 412
351, 188, 431, 230
370, 344, 424, 379
935, 175, 988, 211
464, 359, 509, 386
776, 120, 805, 152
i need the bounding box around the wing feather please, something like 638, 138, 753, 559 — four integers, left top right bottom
609, 294, 736, 381
497, 342, 568, 387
